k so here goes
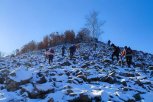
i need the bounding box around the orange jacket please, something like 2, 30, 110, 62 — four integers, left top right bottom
121, 50, 126, 57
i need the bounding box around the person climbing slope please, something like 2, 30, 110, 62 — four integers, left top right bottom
48, 48, 55, 64
125, 47, 133, 67
120, 46, 127, 66
108, 40, 111, 46
62, 45, 66, 57
69, 45, 76, 59
111, 44, 120, 62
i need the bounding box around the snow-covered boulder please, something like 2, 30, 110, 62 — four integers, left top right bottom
70, 93, 91, 102
5, 68, 32, 91
21, 82, 54, 99
60, 61, 71, 66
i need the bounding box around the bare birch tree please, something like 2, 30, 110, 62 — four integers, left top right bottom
85, 11, 105, 40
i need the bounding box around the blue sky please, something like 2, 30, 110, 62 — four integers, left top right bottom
0, 0, 153, 55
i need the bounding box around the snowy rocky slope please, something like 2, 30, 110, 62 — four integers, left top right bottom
0, 42, 153, 102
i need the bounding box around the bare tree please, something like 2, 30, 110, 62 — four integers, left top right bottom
38, 41, 45, 50
43, 35, 49, 48
85, 11, 105, 40
64, 30, 75, 43
28, 40, 37, 51
50, 32, 59, 46
20, 40, 37, 54
76, 28, 91, 43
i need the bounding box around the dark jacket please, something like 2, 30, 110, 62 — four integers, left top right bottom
69, 45, 76, 53
126, 48, 132, 57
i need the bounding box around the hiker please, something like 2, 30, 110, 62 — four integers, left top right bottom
111, 44, 120, 62
62, 45, 66, 57
93, 43, 98, 51
69, 45, 76, 59
120, 46, 128, 66
48, 48, 55, 64
125, 47, 133, 67
108, 40, 111, 46
121, 46, 127, 57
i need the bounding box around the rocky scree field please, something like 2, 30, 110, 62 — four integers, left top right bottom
0, 42, 153, 102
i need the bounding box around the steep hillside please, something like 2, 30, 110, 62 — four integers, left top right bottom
0, 42, 153, 102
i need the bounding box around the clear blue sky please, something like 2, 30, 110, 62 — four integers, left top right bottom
0, 0, 153, 55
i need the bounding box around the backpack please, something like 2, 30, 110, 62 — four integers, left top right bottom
49, 49, 54, 55
126, 48, 132, 56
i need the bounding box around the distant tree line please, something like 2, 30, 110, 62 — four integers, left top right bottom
15, 11, 104, 55
16, 28, 94, 55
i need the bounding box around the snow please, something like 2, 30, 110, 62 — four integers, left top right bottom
0, 89, 24, 102
141, 92, 153, 102
101, 91, 109, 102
91, 90, 103, 96
10, 67, 32, 82
0, 42, 153, 101
36, 82, 54, 91
21, 83, 34, 93
115, 91, 135, 101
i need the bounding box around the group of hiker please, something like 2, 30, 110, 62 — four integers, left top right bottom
44, 44, 77, 64
44, 40, 133, 68
109, 40, 133, 67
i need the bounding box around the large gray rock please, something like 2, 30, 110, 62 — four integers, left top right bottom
149, 66, 153, 70
61, 61, 71, 66
120, 72, 135, 77
102, 76, 117, 84
87, 77, 102, 82
135, 63, 143, 68
5, 78, 20, 91
102, 59, 112, 64
133, 93, 142, 101
36, 76, 47, 84
77, 75, 87, 82
81, 63, 90, 68
21, 83, 54, 99
69, 93, 92, 102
